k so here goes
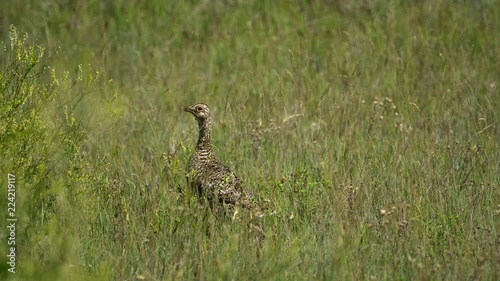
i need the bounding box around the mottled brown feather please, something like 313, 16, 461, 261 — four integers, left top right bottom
184, 103, 259, 214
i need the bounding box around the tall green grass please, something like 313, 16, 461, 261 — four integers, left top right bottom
1, 1, 499, 280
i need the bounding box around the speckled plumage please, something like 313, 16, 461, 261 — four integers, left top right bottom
184, 103, 256, 213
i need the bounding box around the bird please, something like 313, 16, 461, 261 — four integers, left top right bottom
184, 103, 260, 217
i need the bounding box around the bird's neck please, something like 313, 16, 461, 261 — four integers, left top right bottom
196, 118, 212, 152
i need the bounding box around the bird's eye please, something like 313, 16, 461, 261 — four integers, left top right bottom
196, 107, 203, 111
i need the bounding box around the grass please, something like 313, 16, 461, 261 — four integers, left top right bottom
0, 1, 499, 280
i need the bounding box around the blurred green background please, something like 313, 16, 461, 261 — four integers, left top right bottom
0, 1, 498, 280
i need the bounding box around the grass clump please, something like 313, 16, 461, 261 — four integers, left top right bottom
0, 26, 111, 280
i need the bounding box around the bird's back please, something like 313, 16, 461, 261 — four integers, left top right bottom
187, 149, 244, 207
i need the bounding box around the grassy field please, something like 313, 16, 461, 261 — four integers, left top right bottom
0, 1, 499, 280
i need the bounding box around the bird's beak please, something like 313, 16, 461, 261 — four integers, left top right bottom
184, 106, 194, 113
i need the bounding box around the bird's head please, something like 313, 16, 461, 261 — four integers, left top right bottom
184, 103, 211, 121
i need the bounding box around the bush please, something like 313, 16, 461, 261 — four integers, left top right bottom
0, 25, 110, 280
